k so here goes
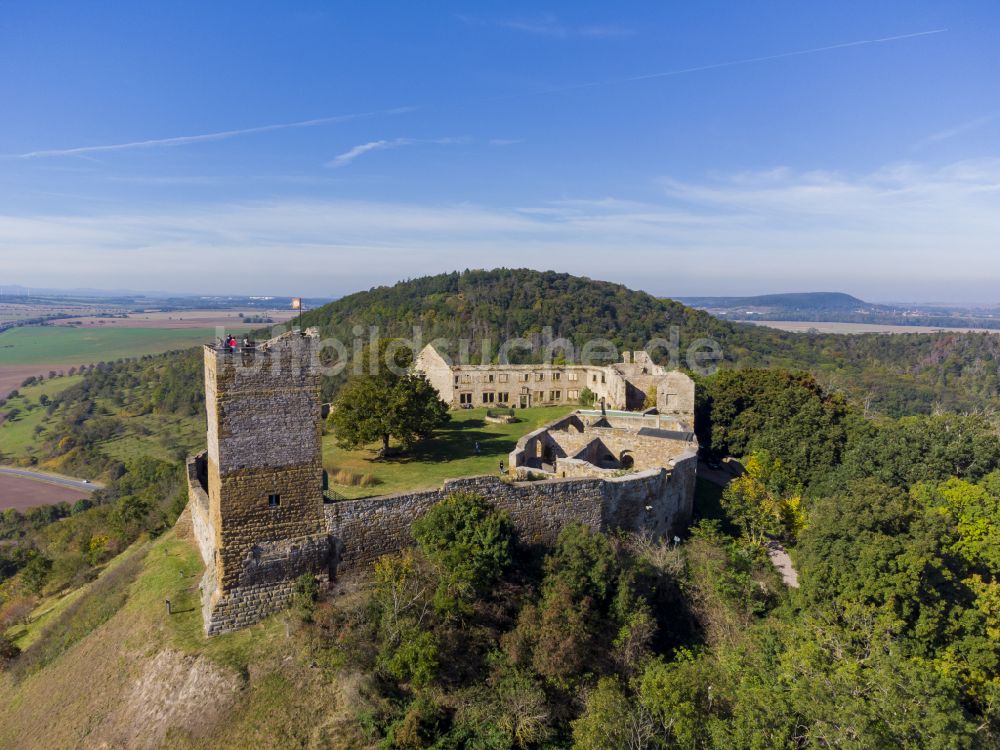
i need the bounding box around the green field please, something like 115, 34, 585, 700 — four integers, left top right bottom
0, 326, 231, 366
322, 406, 573, 498
0, 375, 84, 457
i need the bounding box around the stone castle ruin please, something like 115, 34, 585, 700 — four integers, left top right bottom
185, 329, 698, 635
415, 344, 695, 423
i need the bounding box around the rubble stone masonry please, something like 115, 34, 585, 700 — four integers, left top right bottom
187, 330, 698, 635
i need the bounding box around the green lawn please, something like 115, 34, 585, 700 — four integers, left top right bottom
0, 325, 235, 367
0, 375, 83, 457
323, 406, 573, 498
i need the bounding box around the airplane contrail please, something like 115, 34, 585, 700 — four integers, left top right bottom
536, 28, 948, 95
5, 29, 946, 159
6, 106, 418, 159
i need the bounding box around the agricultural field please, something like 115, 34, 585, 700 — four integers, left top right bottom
322, 405, 573, 499
54, 308, 296, 329
744, 320, 1000, 335
0, 325, 229, 398
0, 474, 88, 511
0, 310, 299, 398
0, 325, 227, 367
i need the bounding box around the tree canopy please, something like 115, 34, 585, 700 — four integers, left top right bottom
329, 338, 450, 455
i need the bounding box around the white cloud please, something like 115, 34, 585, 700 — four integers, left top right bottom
325, 137, 469, 168
459, 13, 633, 39
2, 158, 999, 300
326, 138, 415, 168
913, 115, 996, 149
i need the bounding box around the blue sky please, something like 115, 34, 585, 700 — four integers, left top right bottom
1, 1, 998, 301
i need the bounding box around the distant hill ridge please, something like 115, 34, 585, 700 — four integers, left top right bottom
679, 291, 872, 311
679, 289, 1000, 330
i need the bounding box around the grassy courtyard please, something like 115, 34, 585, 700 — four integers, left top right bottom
322, 405, 574, 498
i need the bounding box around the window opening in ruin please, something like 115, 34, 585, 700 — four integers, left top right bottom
268, 494, 281, 507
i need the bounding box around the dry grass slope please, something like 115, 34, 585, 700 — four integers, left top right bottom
0, 525, 351, 749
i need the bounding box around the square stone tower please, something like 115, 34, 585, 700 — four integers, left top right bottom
200, 327, 330, 633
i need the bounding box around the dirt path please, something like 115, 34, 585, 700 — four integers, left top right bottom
698, 459, 800, 588
765, 540, 799, 588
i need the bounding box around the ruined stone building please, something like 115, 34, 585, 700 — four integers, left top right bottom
415, 344, 695, 428
185, 330, 698, 635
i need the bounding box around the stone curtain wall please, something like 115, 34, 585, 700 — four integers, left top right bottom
186, 444, 696, 633
186, 453, 214, 567
324, 459, 696, 575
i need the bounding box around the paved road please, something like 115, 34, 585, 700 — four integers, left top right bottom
0, 467, 101, 492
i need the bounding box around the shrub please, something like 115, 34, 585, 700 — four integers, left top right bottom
0, 634, 20, 670
293, 573, 319, 623
411, 492, 514, 615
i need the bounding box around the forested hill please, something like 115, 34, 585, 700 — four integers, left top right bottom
679, 291, 869, 311
296, 269, 1000, 415
299, 269, 729, 354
